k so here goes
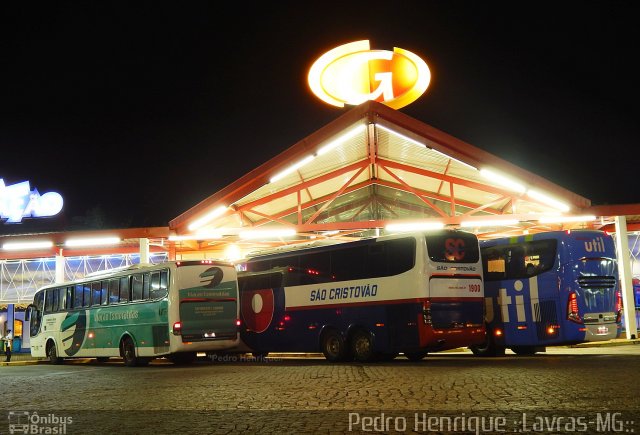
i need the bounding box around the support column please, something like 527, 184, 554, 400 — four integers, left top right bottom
614, 216, 637, 339
55, 249, 65, 284
139, 238, 150, 264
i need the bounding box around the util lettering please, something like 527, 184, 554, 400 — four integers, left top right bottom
584, 237, 606, 253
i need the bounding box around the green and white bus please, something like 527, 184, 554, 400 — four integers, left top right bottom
26, 260, 240, 366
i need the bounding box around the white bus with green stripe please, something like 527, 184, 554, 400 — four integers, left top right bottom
26, 260, 240, 366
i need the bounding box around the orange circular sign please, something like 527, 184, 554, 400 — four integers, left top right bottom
308, 40, 431, 109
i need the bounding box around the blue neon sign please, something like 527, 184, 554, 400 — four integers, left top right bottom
0, 178, 64, 223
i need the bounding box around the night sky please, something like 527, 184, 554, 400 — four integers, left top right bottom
1, 2, 638, 231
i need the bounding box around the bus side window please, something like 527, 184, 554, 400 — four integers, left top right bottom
91, 281, 102, 306
367, 244, 388, 278
505, 247, 525, 279
142, 273, 150, 300
149, 271, 167, 299
332, 245, 366, 281
132, 274, 143, 301
45, 289, 54, 313
483, 248, 506, 281
74, 284, 84, 308
160, 270, 168, 294
53, 287, 64, 311
83, 284, 91, 307
66, 286, 74, 310
119, 277, 131, 302
56, 287, 64, 311
100, 280, 109, 305
109, 279, 120, 304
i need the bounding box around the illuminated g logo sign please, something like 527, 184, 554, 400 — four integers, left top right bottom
308, 40, 430, 109
445, 238, 466, 261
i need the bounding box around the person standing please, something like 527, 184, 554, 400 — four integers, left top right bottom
2, 329, 12, 362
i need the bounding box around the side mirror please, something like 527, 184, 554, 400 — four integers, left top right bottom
25, 304, 33, 321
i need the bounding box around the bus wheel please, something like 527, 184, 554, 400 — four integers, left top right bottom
321, 329, 347, 362
469, 330, 505, 357
404, 351, 428, 361
121, 337, 141, 367
46, 341, 64, 365
510, 346, 537, 356
350, 330, 374, 362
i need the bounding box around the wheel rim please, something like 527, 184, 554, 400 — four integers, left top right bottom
354, 335, 371, 358
327, 337, 340, 356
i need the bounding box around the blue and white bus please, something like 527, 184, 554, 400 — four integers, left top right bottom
472, 230, 621, 356
236, 230, 485, 362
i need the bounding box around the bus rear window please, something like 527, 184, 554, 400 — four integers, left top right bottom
426, 232, 480, 263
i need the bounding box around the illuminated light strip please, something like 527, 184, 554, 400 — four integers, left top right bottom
168, 231, 223, 241
65, 237, 120, 247
385, 222, 445, 232
527, 190, 570, 212
2, 240, 54, 251
460, 219, 520, 228
317, 124, 366, 156
239, 229, 297, 240
376, 124, 477, 170
538, 215, 595, 224
187, 206, 228, 231
269, 155, 315, 184
479, 169, 526, 193
322, 230, 340, 236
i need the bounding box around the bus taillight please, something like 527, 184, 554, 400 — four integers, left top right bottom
567, 292, 582, 323
172, 321, 182, 335
236, 319, 242, 327
616, 290, 623, 323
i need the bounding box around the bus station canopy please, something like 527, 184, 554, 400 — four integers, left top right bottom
2, 100, 639, 261
167, 101, 640, 259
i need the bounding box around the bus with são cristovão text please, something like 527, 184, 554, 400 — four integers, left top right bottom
26, 260, 240, 366
471, 230, 621, 356
236, 230, 485, 362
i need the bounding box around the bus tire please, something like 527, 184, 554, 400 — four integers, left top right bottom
46, 340, 64, 365
350, 330, 374, 362
404, 351, 428, 361
321, 329, 347, 362
121, 336, 142, 367
510, 346, 537, 356
469, 328, 505, 357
